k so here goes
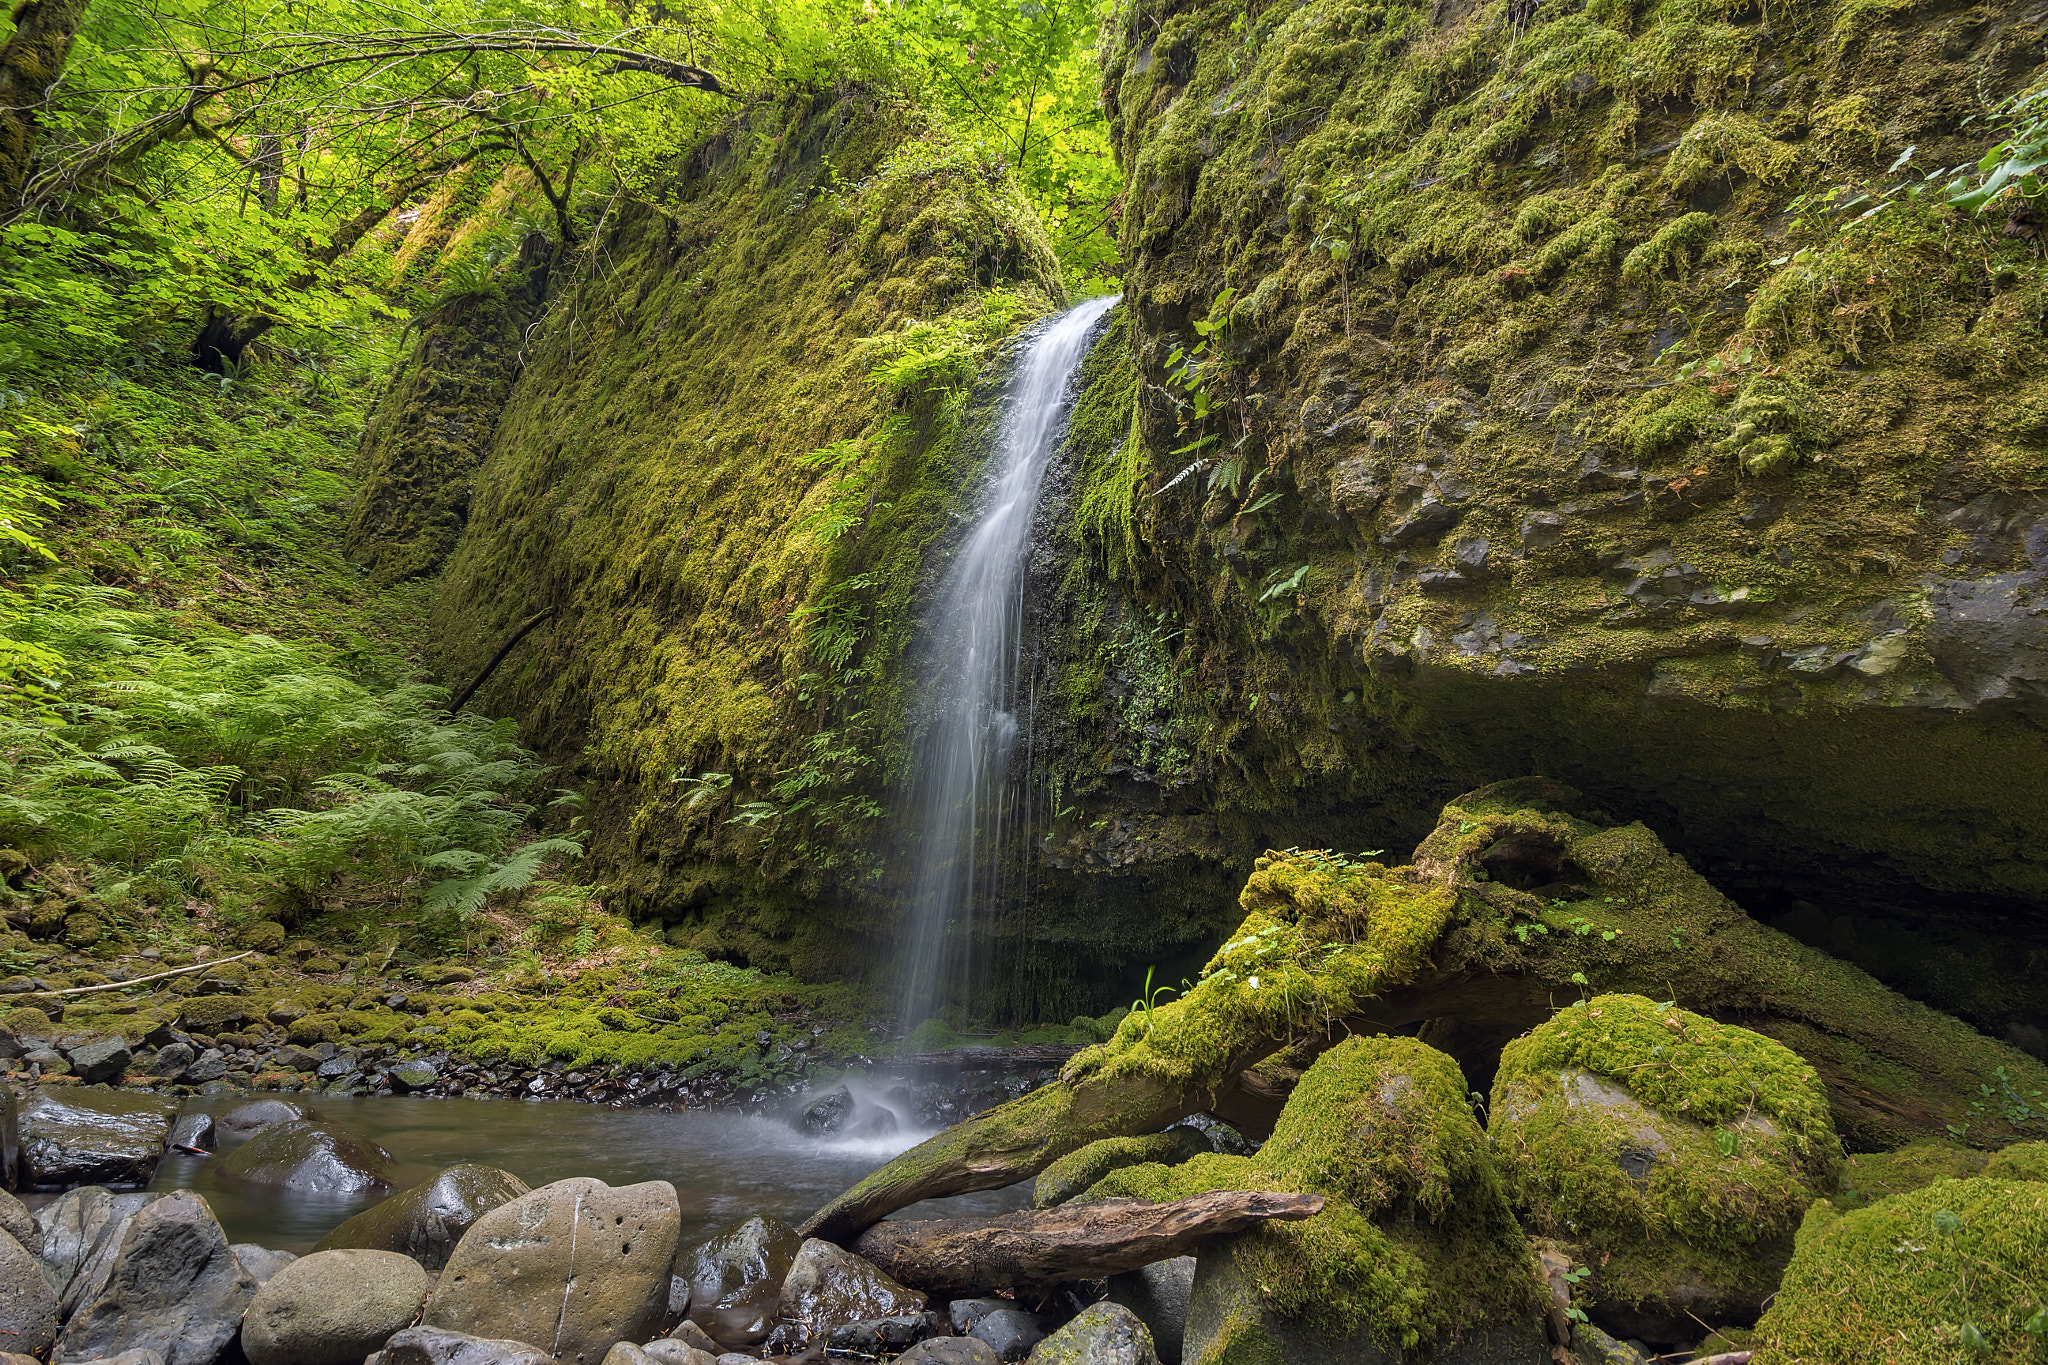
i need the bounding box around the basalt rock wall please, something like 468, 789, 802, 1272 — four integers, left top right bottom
1032, 0, 2048, 1044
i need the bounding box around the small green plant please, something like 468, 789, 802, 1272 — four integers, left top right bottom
1561, 1265, 1591, 1325
1131, 965, 1179, 1032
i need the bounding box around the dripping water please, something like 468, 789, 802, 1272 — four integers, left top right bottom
896, 294, 1121, 1027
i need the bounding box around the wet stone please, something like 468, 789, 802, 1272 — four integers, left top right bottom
370, 1327, 552, 1365
389, 1059, 438, 1093
215, 1121, 393, 1195
1025, 1302, 1157, 1365
970, 1308, 1049, 1362
1107, 1257, 1194, 1365
0, 1228, 58, 1359
64, 1037, 133, 1085
314, 1163, 530, 1271
216, 1100, 315, 1142
168, 1112, 215, 1153
825, 1312, 943, 1356
52, 1189, 257, 1365
230, 1244, 298, 1284
19, 1090, 179, 1188
896, 1342, 1003, 1365
242, 1248, 431, 1365
773, 1237, 925, 1348
679, 1214, 803, 1348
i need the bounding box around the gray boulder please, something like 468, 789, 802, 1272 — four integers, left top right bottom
18, 1091, 178, 1188
314, 1163, 530, 1270
229, 1244, 297, 1284
972, 1308, 1049, 1362
368, 1327, 553, 1365
1107, 1257, 1194, 1364
63, 1037, 132, 1085
242, 1248, 430, 1365
215, 1100, 314, 1143
148, 1044, 196, 1079
0, 1189, 38, 1255
639, 1344, 716, 1365
215, 1121, 392, 1195
951, 1299, 1013, 1334
51, 1354, 163, 1365
389, 1060, 438, 1093
0, 1228, 57, 1358
663, 1322, 718, 1355
676, 1214, 801, 1348
772, 1237, 925, 1349
896, 1341, 1003, 1365
34, 1188, 161, 1308
51, 1189, 257, 1365
1026, 1303, 1157, 1365
424, 1177, 681, 1365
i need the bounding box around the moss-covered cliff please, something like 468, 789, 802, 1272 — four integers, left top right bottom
1033, 0, 2048, 1039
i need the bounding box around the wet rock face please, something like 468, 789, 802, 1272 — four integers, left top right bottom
0, 1189, 36, 1256
770, 1238, 925, 1349
679, 1214, 803, 1348
424, 1177, 682, 1365
34, 1187, 160, 1305
241, 1248, 431, 1365
51, 1189, 258, 1365
0, 1228, 58, 1359
1106, 1257, 1194, 1365
215, 1121, 394, 1195
18, 1090, 178, 1188
168, 1112, 215, 1152
315, 1163, 531, 1270
215, 1099, 316, 1142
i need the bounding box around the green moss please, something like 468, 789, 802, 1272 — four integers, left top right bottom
1832, 1139, 1989, 1210
1621, 212, 1719, 286
1088, 1036, 1539, 1354
1752, 1178, 2048, 1362
1984, 1142, 2048, 1184
1034, 1130, 1193, 1207
1490, 993, 1841, 1310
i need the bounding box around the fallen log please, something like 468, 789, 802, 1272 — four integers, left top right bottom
851, 1191, 1325, 1294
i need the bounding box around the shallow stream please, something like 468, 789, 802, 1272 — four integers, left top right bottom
137, 1091, 1031, 1253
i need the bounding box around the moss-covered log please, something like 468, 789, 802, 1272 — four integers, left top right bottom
804, 778, 2048, 1241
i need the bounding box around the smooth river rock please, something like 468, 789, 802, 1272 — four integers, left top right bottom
215, 1120, 393, 1194
678, 1214, 802, 1348
230, 1244, 298, 1284
18, 1091, 178, 1188
166, 1113, 215, 1153
772, 1238, 925, 1349
51, 1189, 257, 1365
216, 1099, 315, 1142
972, 1308, 1050, 1362
369, 1326, 553, 1365
895, 1341, 1003, 1365
315, 1162, 531, 1270
0, 1228, 57, 1359
0, 1190, 38, 1255
424, 1177, 681, 1365
242, 1248, 431, 1365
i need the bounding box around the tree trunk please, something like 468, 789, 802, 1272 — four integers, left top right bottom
0, 0, 92, 207
850, 1192, 1324, 1294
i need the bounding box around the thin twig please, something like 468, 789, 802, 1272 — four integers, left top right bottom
43, 950, 257, 996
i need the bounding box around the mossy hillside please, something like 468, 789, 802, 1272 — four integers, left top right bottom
1751, 1178, 2048, 1364
1489, 993, 1840, 1309
427, 87, 1063, 981
1087, 1035, 1540, 1356
1029, 0, 2048, 962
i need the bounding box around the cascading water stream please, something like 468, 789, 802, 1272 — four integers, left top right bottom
896, 294, 1121, 1026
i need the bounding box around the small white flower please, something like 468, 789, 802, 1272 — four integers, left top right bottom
1248, 976, 1260, 989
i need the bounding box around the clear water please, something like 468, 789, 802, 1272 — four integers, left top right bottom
138, 1090, 1030, 1254
897, 295, 1122, 1024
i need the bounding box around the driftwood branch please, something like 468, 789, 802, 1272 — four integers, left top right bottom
850, 1192, 1324, 1294
44, 950, 255, 996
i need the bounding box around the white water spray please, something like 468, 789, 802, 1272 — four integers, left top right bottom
896, 295, 1120, 1025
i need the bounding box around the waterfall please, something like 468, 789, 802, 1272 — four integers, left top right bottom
896, 294, 1121, 1027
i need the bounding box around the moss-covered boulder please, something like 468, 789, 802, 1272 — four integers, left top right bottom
1089, 1035, 1544, 1363
1985, 1142, 2048, 1183
1831, 1139, 1988, 1210
1752, 1178, 2048, 1363
1489, 994, 1841, 1346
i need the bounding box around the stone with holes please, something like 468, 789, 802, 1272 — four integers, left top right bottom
422, 1177, 681, 1365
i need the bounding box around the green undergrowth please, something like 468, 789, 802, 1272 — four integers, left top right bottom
426, 87, 1065, 982
1087, 1035, 1539, 1354
1489, 992, 1840, 1309
1752, 1178, 2048, 1364
1831, 1139, 1990, 1210
0, 585, 580, 952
